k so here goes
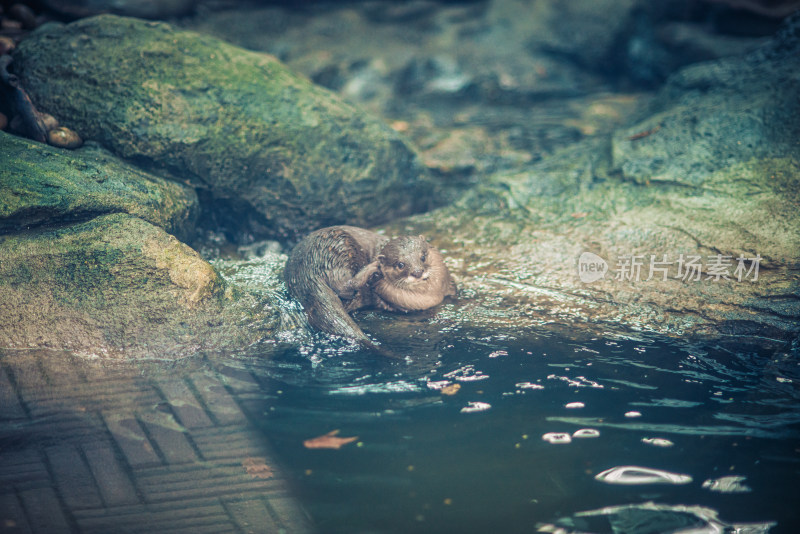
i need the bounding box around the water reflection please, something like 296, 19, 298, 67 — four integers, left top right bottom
537, 502, 775, 533
2, 330, 798, 533
240, 332, 798, 532
594, 466, 692, 485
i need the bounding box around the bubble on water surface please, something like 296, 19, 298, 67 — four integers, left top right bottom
642, 437, 674, 447
572, 428, 599, 438
624, 411, 642, 418
460, 401, 491, 413
594, 466, 692, 485
515, 382, 544, 390
542, 432, 572, 444
547, 374, 603, 388
444, 365, 489, 382
702, 475, 751, 493
565, 402, 585, 409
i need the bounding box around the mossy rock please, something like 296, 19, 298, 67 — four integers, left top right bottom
12, 14, 433, 240
611, 34, 800, 187
384, 30, 800, 339
0, 131, 198, 240
0, 213, 276, 358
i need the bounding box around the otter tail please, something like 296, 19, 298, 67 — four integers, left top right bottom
303, 279, 369, 341
297, 281, 397, 358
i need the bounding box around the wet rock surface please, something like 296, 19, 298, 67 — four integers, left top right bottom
0, 1, 798, 358
0, 133, 281, 359
382, 18, 800, 339
183, 1, 797, 340
0, 131, 198, 239
12, 14, 432, 241
0, 213, 279, 358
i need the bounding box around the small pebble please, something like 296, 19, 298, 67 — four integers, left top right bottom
47, 126, 83, 149
0, 35, 15, 55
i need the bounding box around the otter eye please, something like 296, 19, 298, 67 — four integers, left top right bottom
421, 254, 427, 263
396, 262, 405, 270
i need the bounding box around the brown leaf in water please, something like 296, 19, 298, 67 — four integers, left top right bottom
303, 430, 358, 450
242, 457, 274, 479
440, 383, 461, 396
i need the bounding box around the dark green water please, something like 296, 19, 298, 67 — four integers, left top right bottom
240, 331, 800, 533
1, 328, 797, 533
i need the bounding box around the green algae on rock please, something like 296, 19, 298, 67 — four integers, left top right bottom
0, 213, 277, 358
0, 131, 198, 240
12, 14, 432, 240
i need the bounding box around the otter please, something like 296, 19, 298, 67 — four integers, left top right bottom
369, 235, 457, 313
285, 225, 456, 347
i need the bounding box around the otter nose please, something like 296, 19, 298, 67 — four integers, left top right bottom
411, 268, 424, 278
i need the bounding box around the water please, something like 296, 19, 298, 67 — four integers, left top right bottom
1, 331, 798, 533
239, 331, 799, 533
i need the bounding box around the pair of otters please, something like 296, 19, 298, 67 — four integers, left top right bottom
285, 225, 456, 349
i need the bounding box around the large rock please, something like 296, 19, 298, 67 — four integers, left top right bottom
0, 212, 277, 358
382, 25, 800, 339
0, 133, 281, 358
611, 50, 800, 187
0, 131, 198, 240
12, 15, 432, 240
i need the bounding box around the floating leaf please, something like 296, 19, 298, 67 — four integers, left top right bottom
441, 383, 461, 396
303, 430, 359, 450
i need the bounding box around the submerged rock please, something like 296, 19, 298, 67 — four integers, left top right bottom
12, 14, 432, 241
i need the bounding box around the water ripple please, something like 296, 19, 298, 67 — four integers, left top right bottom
546, 416, 797, 439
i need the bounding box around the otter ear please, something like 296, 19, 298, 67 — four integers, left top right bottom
418, 235, 427, 242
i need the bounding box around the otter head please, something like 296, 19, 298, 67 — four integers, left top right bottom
378, 235, 431, 287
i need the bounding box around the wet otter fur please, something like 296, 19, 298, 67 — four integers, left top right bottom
371, 235, 457, 313
285, 226, 456, 348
